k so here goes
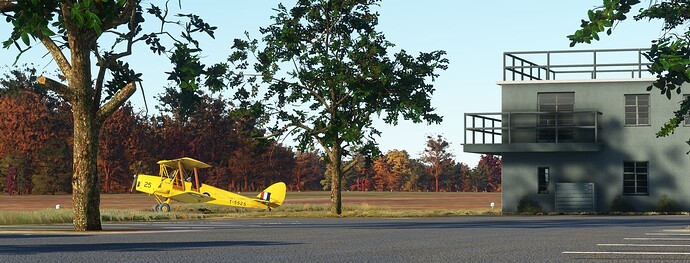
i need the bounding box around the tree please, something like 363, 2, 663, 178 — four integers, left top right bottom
1, 0, 224, 230
32, 139, 72, 194
569, 0, 690, 142
292, 151, 326, 191
409, 159, 430, 191
347, 154, 374, 192
372, 150, 412, 191
476, 154, 501, 192
453, 162, 471, 192
255, 144, 295, 190
3, 164, 18, 195
99, 103, 139, 193
420, 135, 454, 192
228, 0, 448, 214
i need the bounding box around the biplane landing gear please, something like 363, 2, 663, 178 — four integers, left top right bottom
153, 203, 171, 212
159, 203, 171, 212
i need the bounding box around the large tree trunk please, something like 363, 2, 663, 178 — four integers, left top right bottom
329, 144, 342, 215
72, 101, 102, 231
70, 33, 102, 231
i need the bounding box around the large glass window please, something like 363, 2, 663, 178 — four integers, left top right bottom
538, 92, 574, 142
625, 94, 649, 126
623, 161, 648, 195
538, 167, 549, 194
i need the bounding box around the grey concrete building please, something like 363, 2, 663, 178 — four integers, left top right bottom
464, 49, 690, 213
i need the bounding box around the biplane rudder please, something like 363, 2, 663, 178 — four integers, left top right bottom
257, 182, 287, 208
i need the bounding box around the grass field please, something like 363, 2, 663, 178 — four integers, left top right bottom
0, 191, 501, 211
0, 192, 502, 224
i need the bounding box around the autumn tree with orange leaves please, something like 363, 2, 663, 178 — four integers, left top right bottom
372, 150, 412, 191
421, 135, 454, 192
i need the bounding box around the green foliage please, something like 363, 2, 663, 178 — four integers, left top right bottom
516, 197, 543, 214
656, 194, 681, 213
570, 1, 690, 142
227, 0, 448, 214
567, 0, 639, 47
609, 195, 635, 212
228, 0, 448, 153
31, 140, 72, 194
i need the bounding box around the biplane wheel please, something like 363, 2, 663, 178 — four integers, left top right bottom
153, 204, 161, 212
159, 203, 171, 212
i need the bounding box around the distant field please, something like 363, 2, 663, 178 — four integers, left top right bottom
0, 191, 501, 211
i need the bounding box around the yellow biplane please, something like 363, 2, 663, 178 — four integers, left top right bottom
132, 157, 286, 212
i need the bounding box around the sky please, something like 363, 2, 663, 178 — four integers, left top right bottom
0, 1, 665, 166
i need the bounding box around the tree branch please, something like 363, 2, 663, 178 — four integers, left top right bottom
102, 0, 137, 30
342, 157, 358, 174
291, 121, 332, 158
0, 0, 16, 13
37, 33, 72, 79
37, 76, 72, 101
96, 82, 136, 124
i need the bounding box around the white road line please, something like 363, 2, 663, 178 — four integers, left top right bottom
625, 237, 690, 241
663, 229, 690, 232
646, 232, 690, 236
598, 243, 690, 247
563, 251, 690, 255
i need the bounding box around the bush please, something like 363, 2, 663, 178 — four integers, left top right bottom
517, 197, 543, 214
656, 194, 680, 213
609, 195, 635, 213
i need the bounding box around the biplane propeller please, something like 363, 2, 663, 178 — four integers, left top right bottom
132, 157, 286, 212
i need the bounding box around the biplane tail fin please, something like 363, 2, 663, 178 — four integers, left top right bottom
257, 182, 287, 208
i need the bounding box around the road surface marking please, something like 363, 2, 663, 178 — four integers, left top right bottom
598, 243, 690, 247
646, 232, 690, 236
563, 251, 690, 255
625, 237, 690, 241
663, 229, 690, 232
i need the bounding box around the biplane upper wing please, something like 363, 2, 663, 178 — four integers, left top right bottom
157, 157, 211, 170
167, 191, 216, 203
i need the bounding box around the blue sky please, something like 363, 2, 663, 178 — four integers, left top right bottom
1, 1, 664, 166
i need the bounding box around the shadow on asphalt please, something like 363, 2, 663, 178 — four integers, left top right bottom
254, 216, 690, 230
0, 240, 299, 255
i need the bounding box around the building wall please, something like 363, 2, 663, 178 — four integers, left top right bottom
500, 79, 690, 212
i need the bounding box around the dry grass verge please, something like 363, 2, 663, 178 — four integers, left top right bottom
0, 192, 502, 225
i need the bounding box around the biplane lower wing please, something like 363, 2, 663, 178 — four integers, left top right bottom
168, 191, 216, 203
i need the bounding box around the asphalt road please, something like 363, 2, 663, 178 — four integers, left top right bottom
1, 216, 689, 262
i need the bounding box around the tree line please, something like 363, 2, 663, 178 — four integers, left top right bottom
0, 67, 500, 195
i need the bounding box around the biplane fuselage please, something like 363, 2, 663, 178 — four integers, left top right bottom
133, 158, 286, 211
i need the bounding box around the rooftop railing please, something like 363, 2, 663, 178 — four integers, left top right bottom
503, 49, 653, 81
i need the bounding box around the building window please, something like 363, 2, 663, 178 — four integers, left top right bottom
538, 167, 549, 194
538, 92, 575, 142
625, 94, 649, 126
623, 161, 648, 195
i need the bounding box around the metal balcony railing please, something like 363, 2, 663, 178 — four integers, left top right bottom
464, 111, 602, 145
504, 49, 653, 81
